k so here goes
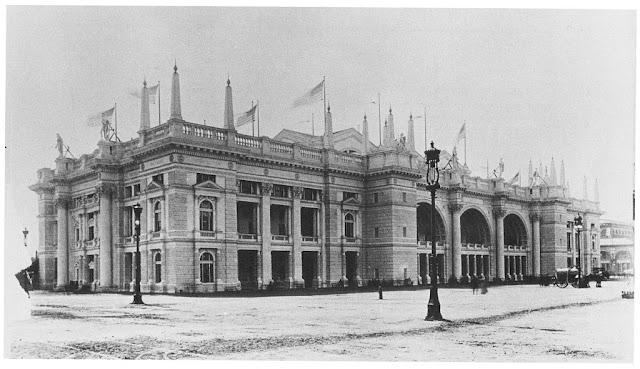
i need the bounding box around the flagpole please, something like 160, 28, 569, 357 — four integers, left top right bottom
114, 103, 118, 142
323, 76, 326, 140
312, 113, 315, 136
424, 105, 427, 151
378, 93, 381, 146
251, 101, 255, 136
257, 100, 260, 137
158, 81, 161, 126
464, 121, 467, 165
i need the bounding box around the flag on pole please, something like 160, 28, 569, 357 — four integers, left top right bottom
87, 107, 115, 127
455, 122, 466, 146
148, 84, 159, 104
237, 104, 257, 127
292, 80, 324, 108
508, 171, 520, 185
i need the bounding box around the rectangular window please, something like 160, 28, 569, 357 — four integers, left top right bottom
272, 184, 290, 198
403, 227, 407, 237
239, 180, 259, 195
125, 186, 133, 198
343, 192, 358, 201
302, 188, 319, 201
566, 232, 572, 251
402, 192, 407, 202
88, 225, 95, 241
374, 227, 379, 238
567, 221, 574, 229
373, 193, 379, 203
374, 268, 380, 280
152, 173, 164, 184
133, 184, 141, 196
196, 173, 216, 184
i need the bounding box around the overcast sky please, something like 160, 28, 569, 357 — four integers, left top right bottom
4, 6, 636, 258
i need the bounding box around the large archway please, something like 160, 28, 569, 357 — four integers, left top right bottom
417, 203, 446, 284
417, 203, 446, 243
460, 208, 490, 245
504, 214, 527, 246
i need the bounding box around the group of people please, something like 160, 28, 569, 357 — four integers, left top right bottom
470, 275, 488, 294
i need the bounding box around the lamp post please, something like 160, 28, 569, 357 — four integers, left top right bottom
425, 141, 444, 321
574, 213, 584, 288
132, 203, 144, 304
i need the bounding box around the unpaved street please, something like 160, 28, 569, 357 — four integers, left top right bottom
6, 281, 635, 361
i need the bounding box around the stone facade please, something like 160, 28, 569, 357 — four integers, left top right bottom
30, 71, 603, 293
599, 220, 634, 274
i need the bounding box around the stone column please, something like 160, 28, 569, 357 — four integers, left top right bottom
98, 185, 113, 288
463, 254, 469, 279
55, 197, 70, 289
531, 213, 541, 276
449, 203, 463, 281
260, 183, 273, 287
319, 192, 327, 287
517, 256, 523, 280
292, 187, 303, 285
494, 208, 506, 281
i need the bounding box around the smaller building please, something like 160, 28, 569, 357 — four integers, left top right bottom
599, 220, 634, 274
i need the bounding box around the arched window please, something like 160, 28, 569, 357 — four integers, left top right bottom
200, 252, 214, 283
154, 252, 162, 283
154, 201, 162, 232
200, 200, 214, 231
344, 213, 355, 238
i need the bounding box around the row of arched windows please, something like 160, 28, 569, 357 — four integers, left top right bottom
152, 251, 215, 283
146, 200, 216, 233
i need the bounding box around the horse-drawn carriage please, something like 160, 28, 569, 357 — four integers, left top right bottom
553, 267, 606, 288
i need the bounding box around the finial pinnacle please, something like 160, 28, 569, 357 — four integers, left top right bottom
143, 79, 147, 87
364, 113, 367, 120
174, 60, 177, 72
389, 105, 392, 114
410, 112, 412, 119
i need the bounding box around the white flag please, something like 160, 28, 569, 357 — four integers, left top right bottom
237, 104, 257, 127
292, 80, 324, 108
148, 84, 159, 105
508, 171, 520, 185
87, 106, 115, 127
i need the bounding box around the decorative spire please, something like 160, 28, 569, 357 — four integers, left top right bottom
560, 159, 566, 187
139, 79, 150, 131
323, 101, 333, 149
528, 159, 533, 184
550, 157, 557, 186
170, 63, 182, 120
594, 178, 599, 202
407, 113, 415, 151
362, 113, 369, 154
224, 77, 234, 130
583, 175, 588, 200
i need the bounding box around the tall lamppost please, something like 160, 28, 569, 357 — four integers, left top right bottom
425, 141, 444, 321
574, 213, 584, 288
132, 203, 144, 304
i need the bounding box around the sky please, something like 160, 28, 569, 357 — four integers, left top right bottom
3, 6, 636, 259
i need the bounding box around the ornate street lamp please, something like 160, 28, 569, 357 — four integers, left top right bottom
574, 213, 585, 288
132, 203, 144, 304
425, 141, 444, 321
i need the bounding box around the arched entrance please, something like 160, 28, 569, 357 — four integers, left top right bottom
503, 213, 528, 280
417, 203, 446, 283
460, 208, 491, 279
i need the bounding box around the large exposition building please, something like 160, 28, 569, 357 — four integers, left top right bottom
30, 66, 603, 293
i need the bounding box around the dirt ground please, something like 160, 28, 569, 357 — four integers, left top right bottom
4, 279, 636, 362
